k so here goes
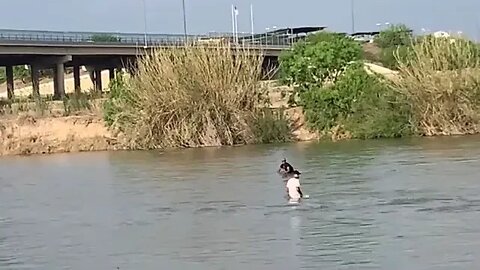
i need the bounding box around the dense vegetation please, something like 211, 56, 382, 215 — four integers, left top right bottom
5, 24, 478, 147
368, 24, 415, 69
103, 44, 292, 149
279, 27, 480, 140
280, 32, 412, 140
391, 35, 480, 136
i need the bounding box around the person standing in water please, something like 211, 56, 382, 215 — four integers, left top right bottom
278, 158, 294, 175
286, 170, 303, 201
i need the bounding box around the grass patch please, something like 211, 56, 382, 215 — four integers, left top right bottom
62, 93, 93, 116
391, 35, 480, 136
252, 108, 293, 143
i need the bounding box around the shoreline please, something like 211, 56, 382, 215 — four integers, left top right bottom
1, 57, 471, 158
0, 110, 318, 157
0, 80, 320, 157
0, 114, 121, 157
2, 103, 480, 158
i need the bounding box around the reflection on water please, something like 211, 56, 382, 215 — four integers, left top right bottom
1, 136, 480, 269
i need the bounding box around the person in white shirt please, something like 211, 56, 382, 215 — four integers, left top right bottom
286, 170, 303, 200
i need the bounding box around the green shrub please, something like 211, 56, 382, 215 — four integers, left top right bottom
62, 93, 92, 116
279, 32, 363, 90
300, 64, 413, 139
252, 108, 292, 144
374, 24, 413, 48
372, 24, 416, 70
380, 45, 413, 70
103, 71, 130, 126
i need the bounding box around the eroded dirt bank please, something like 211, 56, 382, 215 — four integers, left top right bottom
0, 110, 317, 157
0, 114, 125, 156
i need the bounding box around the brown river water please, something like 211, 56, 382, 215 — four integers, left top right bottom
1, 136, 480, 269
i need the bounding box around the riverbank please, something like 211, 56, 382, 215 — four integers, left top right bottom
281, 28, 480, 140
0, 81, 318, 157
0, 60, 404, 158
0, 114, 121, 156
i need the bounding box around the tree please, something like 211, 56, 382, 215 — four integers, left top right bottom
279, 32, 363, 91
374, 24, 413, 48
373, 24, 415, 70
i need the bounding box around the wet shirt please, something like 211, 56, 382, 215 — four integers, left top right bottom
286, 177, 301, 199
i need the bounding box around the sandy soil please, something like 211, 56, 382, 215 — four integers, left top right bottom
0, 109, 317, 157
364, 62, 398, 79
0, 114, 126, 156
263, 80, 320, 141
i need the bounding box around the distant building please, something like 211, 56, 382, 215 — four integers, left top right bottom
433, 31, 450, 38
349, 31, 381, 43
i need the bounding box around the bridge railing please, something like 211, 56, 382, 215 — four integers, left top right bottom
0, 29, 296, 48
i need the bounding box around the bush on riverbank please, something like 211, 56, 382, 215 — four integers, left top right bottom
372, 24, 415, 70
300, 63, 413, 139
391, 35, 480, 136
279, 32, 413, 140
279, 32, 363, 105
252, 108, 293, 143
103, 44, 292, 149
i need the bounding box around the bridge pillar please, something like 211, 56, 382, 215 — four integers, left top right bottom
31, 65, 40, 98
261, 56, 280, 80
53, 62, 65, 100
6, 66, 14, 100
73, 65, 81, 94
109, 68, 115, 80
94, 69, 102, 92
88, 70, 95, 85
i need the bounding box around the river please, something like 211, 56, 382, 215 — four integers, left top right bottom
1, 136, 480, 269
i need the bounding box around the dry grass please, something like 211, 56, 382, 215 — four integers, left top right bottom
108, 44, 272, 149
391, 36, 480, 136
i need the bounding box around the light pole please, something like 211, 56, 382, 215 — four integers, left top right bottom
250, 4, 255, 41
142, 0, 148, 47
272, 25, 277, 45
350, 0, 355, 34
182, 0, 188, 43
265, 27, 270, 45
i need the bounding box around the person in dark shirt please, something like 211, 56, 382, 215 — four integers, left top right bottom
279, 158, 294, 174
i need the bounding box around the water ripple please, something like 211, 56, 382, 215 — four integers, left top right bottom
1, 137, 480, 269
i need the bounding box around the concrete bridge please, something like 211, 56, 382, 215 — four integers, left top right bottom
0, 29, 295, 100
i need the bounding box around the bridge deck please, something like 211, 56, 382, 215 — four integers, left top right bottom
0, 28, 294, 66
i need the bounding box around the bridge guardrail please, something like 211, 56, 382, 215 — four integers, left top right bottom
0, 29, 295, 48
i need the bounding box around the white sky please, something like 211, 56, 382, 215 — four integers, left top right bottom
1, 0, 479, 39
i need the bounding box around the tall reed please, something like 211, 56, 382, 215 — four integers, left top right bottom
391, 35, 480, 136
107, 44, 272, 149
